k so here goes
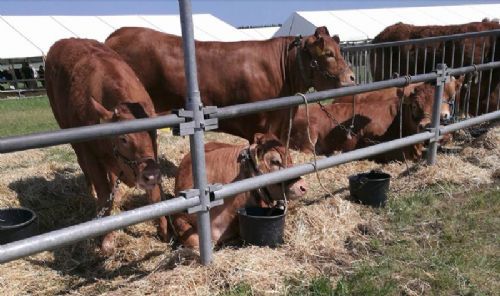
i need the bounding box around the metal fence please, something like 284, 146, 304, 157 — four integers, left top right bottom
1, 2, 500, 266
342, 29, 500, 117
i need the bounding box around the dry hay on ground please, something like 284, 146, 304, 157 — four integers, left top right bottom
0, 123, 498, 295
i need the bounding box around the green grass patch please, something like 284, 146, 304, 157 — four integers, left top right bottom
219, 283, 253, 296
0, 95, 58, 137
336, 185, 500, 296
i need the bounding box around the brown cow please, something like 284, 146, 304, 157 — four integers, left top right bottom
290, 78, 463, 162
45, 38, 168, 254
370, 20, 500, 116
105, 26, 355, 142
172, 133, 307, 248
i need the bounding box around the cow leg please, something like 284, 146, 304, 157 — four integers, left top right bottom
72, 144, 96, 198
83, 156, 117, 255
174, 218, 200, 248
146, 184, 169, 242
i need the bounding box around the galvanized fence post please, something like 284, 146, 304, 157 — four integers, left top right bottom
178, 0, 213, 265
427, 63, 449, 165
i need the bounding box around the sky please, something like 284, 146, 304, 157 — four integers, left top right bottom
1, 0, 499, 27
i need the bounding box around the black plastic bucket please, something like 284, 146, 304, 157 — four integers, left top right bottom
238, 207, 285, 247
0, 207, 38, 245
348, 171, 391, 207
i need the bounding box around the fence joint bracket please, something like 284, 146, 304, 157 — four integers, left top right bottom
172, 106, 218, 136
435, 63, 450, 86
185, 183, 224, 214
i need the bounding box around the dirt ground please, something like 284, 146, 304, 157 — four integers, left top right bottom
0, 122, 498, 296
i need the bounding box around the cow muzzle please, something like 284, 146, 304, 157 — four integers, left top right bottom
285, 177, 308, 200
137, 158, 161, 190
418, 119, 432, 132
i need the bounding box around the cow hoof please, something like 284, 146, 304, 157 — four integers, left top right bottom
100, 233, 116, 256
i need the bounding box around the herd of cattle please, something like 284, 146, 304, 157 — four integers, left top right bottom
43, 20, 498, 253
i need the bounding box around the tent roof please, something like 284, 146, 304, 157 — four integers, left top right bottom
0, 17, 47, 60
239, 26, 280, 40
275, 4, 500, 41
0, 14, 252, 61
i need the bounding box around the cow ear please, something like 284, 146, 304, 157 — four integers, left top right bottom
90, 96, 114, 123
332, 34, 340, 44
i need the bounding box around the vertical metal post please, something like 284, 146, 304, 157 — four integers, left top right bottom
427, 63, 448, 165
178, 0, 213, 265
414, 47, 419, 75
389, 46, 393, 77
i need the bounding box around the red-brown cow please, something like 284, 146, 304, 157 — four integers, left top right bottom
290, 78, 463, 162
105, 26, 355, 142
172, 133, 307, 248
370, 20, 500, 116
45, 38, 168, 254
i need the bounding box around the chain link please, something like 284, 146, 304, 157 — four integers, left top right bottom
96, 175, 121, 219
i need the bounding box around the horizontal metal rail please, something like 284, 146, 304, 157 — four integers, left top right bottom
0, 195, 200, 263
441, 110, 500, 134
214, 132, 434, 200
0, 114, 185, 153
2, 62, 500, 154
342, 29, 500, 52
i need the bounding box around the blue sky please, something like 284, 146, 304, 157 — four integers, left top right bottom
1, 0, 499, 27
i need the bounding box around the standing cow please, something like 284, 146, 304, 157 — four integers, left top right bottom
370, 20, 500, 116
289, 77, 463, 162
45, 38, 168, 254
172, 133, 308, 248
105, 26, 355, 142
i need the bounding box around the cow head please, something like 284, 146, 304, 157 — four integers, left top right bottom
247, 133, 307, 201
402, 84, 435, 134
91, 98, 161, 190
300, 26, 355, 90
441, 75, 465, 121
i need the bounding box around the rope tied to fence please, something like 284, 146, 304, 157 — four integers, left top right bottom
295, 93, 336, 204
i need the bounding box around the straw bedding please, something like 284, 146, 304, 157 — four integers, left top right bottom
0, 123, 498, 295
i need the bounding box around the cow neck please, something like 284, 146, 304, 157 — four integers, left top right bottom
238, 147, 274, 206
287, 36, 312, 93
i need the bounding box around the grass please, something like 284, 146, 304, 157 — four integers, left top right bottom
0, 95, 58, 137
215, 184, 499, 295
334, 184, 500, 296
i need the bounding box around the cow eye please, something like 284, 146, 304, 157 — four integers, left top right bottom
271, 159, 281, 166
119, 136, 128, 144
325, 51, 335, 58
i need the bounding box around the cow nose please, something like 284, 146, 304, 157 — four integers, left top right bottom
142, 159, 161, 185
419, 122, 431, 131
441, 113, 450, 121
296, 178, 308, 195
299, 184, 307, 194
349, 74, 355, 82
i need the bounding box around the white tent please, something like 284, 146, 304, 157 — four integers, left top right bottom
275, 4, 500, 41
0, 13, 252, 62
0, 17, 43, 60
239, 26, 280, 40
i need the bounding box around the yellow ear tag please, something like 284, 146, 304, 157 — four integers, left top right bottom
254, 155, 260, 166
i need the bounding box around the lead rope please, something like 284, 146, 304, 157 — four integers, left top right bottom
279, 107, 295, 211
347, 94, 356, 140
296, 93, 335, 203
